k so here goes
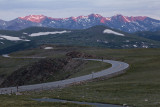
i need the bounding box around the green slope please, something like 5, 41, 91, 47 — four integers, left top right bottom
0, 26, 160, 54
135, 30, 160, 41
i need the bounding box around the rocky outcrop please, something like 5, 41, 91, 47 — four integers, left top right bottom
66, 51, 96, 58
0, 58, 87, 87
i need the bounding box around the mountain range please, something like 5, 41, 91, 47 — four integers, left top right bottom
0, 14, 160, 33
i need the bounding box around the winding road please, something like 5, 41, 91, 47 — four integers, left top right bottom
0, 57, 129, 94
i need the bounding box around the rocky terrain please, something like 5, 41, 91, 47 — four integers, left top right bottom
0, 57, 87, 87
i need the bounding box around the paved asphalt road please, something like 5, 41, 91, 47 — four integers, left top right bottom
0, 58, 129, 94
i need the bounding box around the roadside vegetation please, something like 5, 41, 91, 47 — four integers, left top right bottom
0, 95, 90, 107
27, 48, 160, 107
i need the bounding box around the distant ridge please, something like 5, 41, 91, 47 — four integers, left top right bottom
0, 25, 160, 52
0, 14, 160, 32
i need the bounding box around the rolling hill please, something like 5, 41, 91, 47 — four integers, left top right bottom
0, 26, 160, 54
135, 30, 160, 41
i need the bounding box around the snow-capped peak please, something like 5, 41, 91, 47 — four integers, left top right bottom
111, 14, 147, 23
1, 13, 159, 33
19, 15, 46, 23
112, 14, 130, 22
18, 14, 148, 24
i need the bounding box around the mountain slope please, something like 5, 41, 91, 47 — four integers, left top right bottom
0, 26, 160, 54
0, 14, 160, 32
0, 41, 37, 55
0, 58, 86, 87
135, 30, 160, 41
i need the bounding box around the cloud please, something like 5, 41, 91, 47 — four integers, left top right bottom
0, 0, 91, 10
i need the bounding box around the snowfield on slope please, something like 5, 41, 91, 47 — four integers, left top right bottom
29, 31, 71, 37
0, 35, 30, 41
44, 47, 53, 50
103, 29, 125, 36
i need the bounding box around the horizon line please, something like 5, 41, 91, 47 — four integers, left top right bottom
0, 13, 159, 21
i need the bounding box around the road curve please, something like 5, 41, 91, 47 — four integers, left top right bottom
0, 58, 129, 94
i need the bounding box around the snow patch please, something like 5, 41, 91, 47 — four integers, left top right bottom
0, 35, 23, 41
2, 54, 10, 58
51, 21, 55, 23
97, 40, 100, 42
23, 32, 28, 35
0, 35, 30, 41
104, 41, 108, 44
103, 29, 125, 36
133, 45, 138, 48
44, 47, 53, 50
125, 40, 130, 42
142, 45, 148, 48
29, 31, 71, 37
23, 39, 31, 41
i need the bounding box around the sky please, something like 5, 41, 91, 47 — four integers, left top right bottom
0, 0, 160, 21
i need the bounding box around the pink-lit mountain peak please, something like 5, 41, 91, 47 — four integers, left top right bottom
18, 14, 148, 23
112, 14, 147, 22
66, 14, 102, 19
19, 15, 47, 23
129, 16, 147, 21
112, 14, 131, 22
1, 13, 160, 32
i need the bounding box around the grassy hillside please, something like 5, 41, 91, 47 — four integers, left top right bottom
1, 58, 110, 87
0, 26, 160, 53
0, 46, 160, 107
26, 26, 160, 48
135, 30, 160, 41
0, 46, 111, 87
0, 95, 90, 107
24, 48, 160, 107
0, 57, 39, 85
